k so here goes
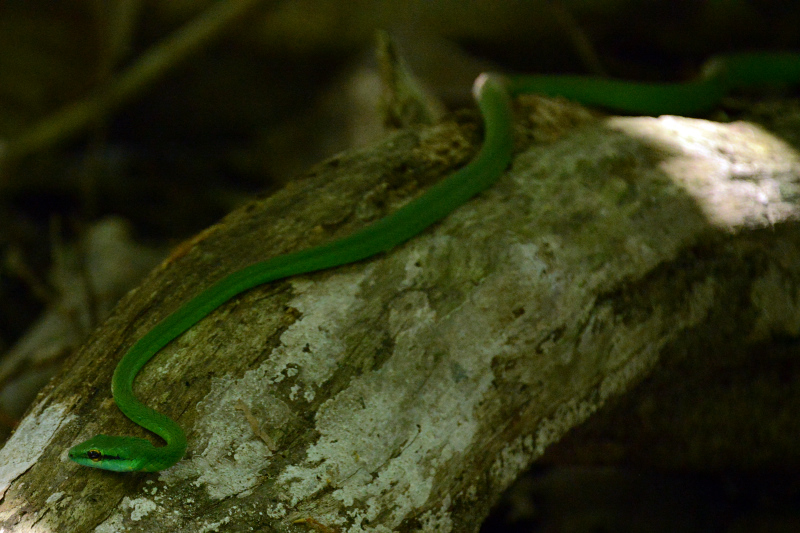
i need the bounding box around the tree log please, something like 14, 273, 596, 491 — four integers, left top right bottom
1, 100, 799, 532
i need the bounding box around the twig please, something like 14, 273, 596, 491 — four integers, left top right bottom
547, 1, 607, 76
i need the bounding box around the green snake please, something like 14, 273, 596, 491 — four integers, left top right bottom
69, 51, 800, 472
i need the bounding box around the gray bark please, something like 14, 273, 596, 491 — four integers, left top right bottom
1, 100, 799, 532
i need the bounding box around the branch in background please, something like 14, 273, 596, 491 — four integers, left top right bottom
0, 0, 268, 173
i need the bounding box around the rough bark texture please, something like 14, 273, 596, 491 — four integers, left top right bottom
1, 98, 799, 532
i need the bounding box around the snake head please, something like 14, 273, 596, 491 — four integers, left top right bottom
69, 434, 158, 472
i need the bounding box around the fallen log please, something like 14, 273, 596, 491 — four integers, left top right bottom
1, 99, 799, 532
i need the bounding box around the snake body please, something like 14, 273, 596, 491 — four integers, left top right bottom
69, 52, 800, 472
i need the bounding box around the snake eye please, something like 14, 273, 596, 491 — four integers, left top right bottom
87, 449, 102, 461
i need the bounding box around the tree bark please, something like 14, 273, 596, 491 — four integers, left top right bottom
1, 100, 799, 532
